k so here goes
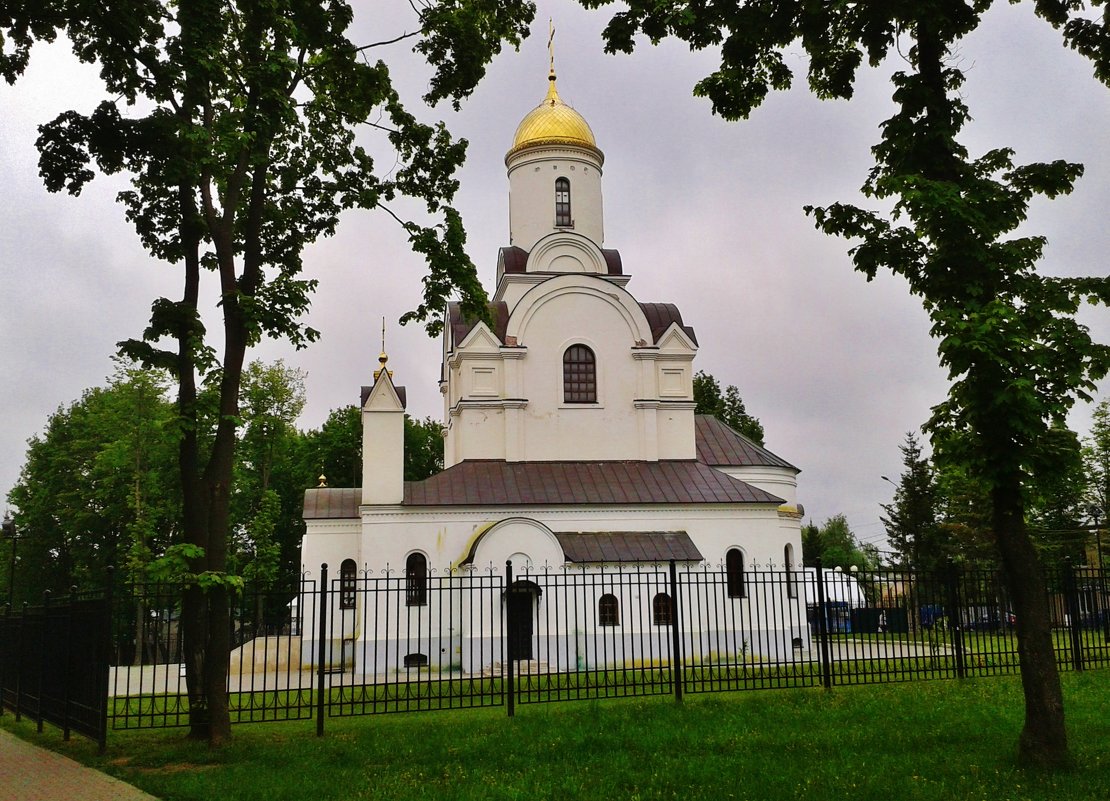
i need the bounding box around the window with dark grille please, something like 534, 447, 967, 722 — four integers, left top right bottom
653, 592, 672, 626
555, 177, 571, 226
404, 652, 429, 668
598, 593, 619, 626
563, 345, 596, 403
339, 559, 357, 609
726, 548, 746, 598
406, 552, 428, 606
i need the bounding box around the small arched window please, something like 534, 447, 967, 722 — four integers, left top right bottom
339, 559, 357, 610
555, 177, 571, 226
563, 345, 597, 403
726, 548, 746, 599
652, 592, 673, 626
598, 594, 619, 627
784, 543, 797, 599
406, 553, 428, 607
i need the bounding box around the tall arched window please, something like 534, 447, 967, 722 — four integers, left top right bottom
555, 177, 571, 226
598, 594, 619, 627
726, 548, 746, 599
784, 543, 797, 599
652, 592, 673, 626
406, 552, 428, 607
339, 559, 357, 610
563, 345, 596, 403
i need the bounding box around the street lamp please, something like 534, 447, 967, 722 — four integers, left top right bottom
2, 511, 17, 608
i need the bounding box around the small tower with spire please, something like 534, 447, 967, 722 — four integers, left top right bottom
504, 26, 605, 253
361, 321, 405, 505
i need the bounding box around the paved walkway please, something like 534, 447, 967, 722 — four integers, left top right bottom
0, 727, 158, 801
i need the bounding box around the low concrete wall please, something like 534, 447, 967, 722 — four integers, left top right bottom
229, 635, 303, 672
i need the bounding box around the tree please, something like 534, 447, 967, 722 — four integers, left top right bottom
582, 0, 1110, 767
1027, 425, 1089, 565
1083, 399, 1110, 565
881, 432, 946, 571
5, 363, 180, 604
692, 370, 764, 445
230, 361, 306, 606
404, 415, 445, 482
4, 0, 534, 744
801, 514, 878, 571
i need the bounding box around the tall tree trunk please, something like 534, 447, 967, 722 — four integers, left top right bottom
992, 473, 1070, 767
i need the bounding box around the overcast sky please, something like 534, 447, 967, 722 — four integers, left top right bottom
1, 1, 1108, 552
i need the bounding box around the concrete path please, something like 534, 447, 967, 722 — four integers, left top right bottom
0, 727, 158, 801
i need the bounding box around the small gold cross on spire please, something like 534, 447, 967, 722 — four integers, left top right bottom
548, 18, 556, 78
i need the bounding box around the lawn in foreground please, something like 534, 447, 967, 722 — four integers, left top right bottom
3, 672, 1109, 801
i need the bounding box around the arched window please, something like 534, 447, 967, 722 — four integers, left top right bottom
726, 548, 746, 599
339, 559, 357, 610
652, 592, 673, 626
555, 177, 571, 226
563, 345, 596, 403
598, 594, 619, 627
406, 552, 428, 607
784, 543, 797, 599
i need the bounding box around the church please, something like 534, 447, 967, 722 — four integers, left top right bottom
300, 64, 806, 675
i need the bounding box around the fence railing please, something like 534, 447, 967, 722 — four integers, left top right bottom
1, 561, 1107, 745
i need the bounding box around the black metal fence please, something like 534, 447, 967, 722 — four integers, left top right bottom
0, 587, 111, 749
2, 561, 1107, 744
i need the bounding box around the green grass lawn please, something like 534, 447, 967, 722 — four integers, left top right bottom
4, 672, 1110, 801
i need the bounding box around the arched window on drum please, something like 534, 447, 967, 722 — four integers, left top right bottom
555, 177, 571, 227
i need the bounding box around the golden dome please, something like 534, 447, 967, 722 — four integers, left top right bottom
506, 75, 603, 163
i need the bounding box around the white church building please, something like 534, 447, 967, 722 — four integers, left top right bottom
300, 67, 807, 675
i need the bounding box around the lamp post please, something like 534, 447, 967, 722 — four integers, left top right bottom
2, 511, 17, 608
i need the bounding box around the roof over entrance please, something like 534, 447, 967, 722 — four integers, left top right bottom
554, 531, 703, 563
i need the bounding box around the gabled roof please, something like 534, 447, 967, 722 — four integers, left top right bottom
694, 415, 797, 471
448, 301, 510, 346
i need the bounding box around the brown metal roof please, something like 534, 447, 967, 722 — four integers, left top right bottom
694, 415, 798, 471
303, 487, 361, 519
448, 301, 510, 346
402, 460, 783, 506
500, 246, 529, 274
601, 249, 623, 276
555, 531, 703, 563
500, 245, 623, 276
638, 302, 698, 346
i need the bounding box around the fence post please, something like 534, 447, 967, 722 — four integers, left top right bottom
61, 586, 77, 742
945, 560, 966, 679
15, 602, 26, 721
0, 603, 7, 718
669, 560, 683, 703
98, 567, 114, 753
1064, 561, 1084, 672
814, 560, 832, 690
316, 563, 328, 737
505, 560, 514, 718
36, 590, 50, 733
